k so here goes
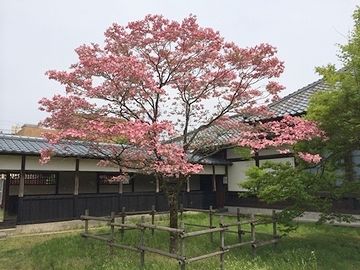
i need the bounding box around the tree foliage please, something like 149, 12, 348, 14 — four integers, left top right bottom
307, 7, 360, 184
241, 7, 360, 230
243, 161, 340, 232
39, 15, 323, 243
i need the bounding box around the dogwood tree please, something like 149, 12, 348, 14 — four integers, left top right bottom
39, 15, 323, 250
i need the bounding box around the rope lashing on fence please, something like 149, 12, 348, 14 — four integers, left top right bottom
80, 206, 281, 269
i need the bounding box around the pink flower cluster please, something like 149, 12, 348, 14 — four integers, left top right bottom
297, 152, 322, 164
38, 14, 324, 177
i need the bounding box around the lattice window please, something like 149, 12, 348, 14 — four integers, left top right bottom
9, 172, 57, 185
9, 173, 20, 185
98, 173, 130, 185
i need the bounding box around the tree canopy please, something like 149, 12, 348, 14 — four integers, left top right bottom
307, 7, 360, 183
40, 15, 321, 179
242, 7, 360, 230
39, 15, 323, 242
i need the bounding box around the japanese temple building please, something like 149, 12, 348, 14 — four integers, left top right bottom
1, 78, 359, 228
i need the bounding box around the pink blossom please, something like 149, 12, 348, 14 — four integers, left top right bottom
298, 152, 322, 164
39, 149, 53, 165
38, 15, 323, 180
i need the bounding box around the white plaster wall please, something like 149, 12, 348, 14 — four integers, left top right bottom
227, 147, 294, 159
79, 159, 119, 172
0, 155, 21, 170
226, 148, 250, 159
257, 148, 280, 156
227, 160, 256, 191
199, 165, 226, 175
259, 157, 295, 167
258, 147, 293, 156
26, 156, 76, 171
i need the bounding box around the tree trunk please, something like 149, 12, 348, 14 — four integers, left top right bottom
162, 177, 183, 253
168, 188, 179, 253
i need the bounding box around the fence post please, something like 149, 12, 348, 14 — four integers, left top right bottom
250, 213, 256, 257
179, 221, 186, 270
151, 205, 155, 236
209, 205, 213, 242
272, 210, 277, 247
237, 208, 242, 243
84, 209, 89, 235
139, 216, 145, 269
121, 206, 126, 240
109, 211, 115, 255
220, 215, 225, 270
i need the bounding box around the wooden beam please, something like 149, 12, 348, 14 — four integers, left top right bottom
212, 165, 216, 192
119, 182, 123, 194
186, 177, 190, 193
181, 227, 226, 238
74, 159, 79, 195
80, 215, 112, 222
138, 223, 184, 234
155, 177, 159, 193
18, 155, 26, 197
185, 250, 227, 263
140, 246, 182, 260
55, 172, 59, 194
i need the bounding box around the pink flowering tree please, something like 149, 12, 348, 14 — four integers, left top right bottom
39, 15, 323, 250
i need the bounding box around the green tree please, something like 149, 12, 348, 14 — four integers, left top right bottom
307, 7, 360, 184
241, 7, 360, 230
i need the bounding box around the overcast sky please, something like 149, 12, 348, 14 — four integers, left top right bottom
0, 0, 358, 132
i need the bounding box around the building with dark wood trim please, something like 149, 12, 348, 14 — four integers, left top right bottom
1, 78, 359, 228
0, 135, 230, 227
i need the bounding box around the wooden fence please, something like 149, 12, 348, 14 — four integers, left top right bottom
17, 191, 215, 224
80, 206, 280, 269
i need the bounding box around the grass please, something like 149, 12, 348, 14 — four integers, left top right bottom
0, 213, 359, 270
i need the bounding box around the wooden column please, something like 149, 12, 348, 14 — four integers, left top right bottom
55, 172, 59, 194
155, 177, 159, 210
73, 159, 80, 218
186, 177, 191, 208
155, 177, 160, 193
74, 159, 80, 195
18, 155, 26, 197
254, 152, 260, 167
212, 165, 216, 192
118, 182, 123, 194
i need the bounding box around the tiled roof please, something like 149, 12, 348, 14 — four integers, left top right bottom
268, 78, 329, 117
184, 78, 330, 147
0, 78, 330, 162
0, 135, 102, 158
0, 134, 230, 165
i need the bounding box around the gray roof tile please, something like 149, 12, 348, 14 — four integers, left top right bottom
184, 78, 330, 147
268, 78, 328, 116
0, 134, 230, 165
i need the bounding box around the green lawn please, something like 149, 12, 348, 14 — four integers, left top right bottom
0, 213, 359, 270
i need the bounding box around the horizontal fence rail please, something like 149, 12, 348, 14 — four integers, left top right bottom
80, 206, 281, 269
